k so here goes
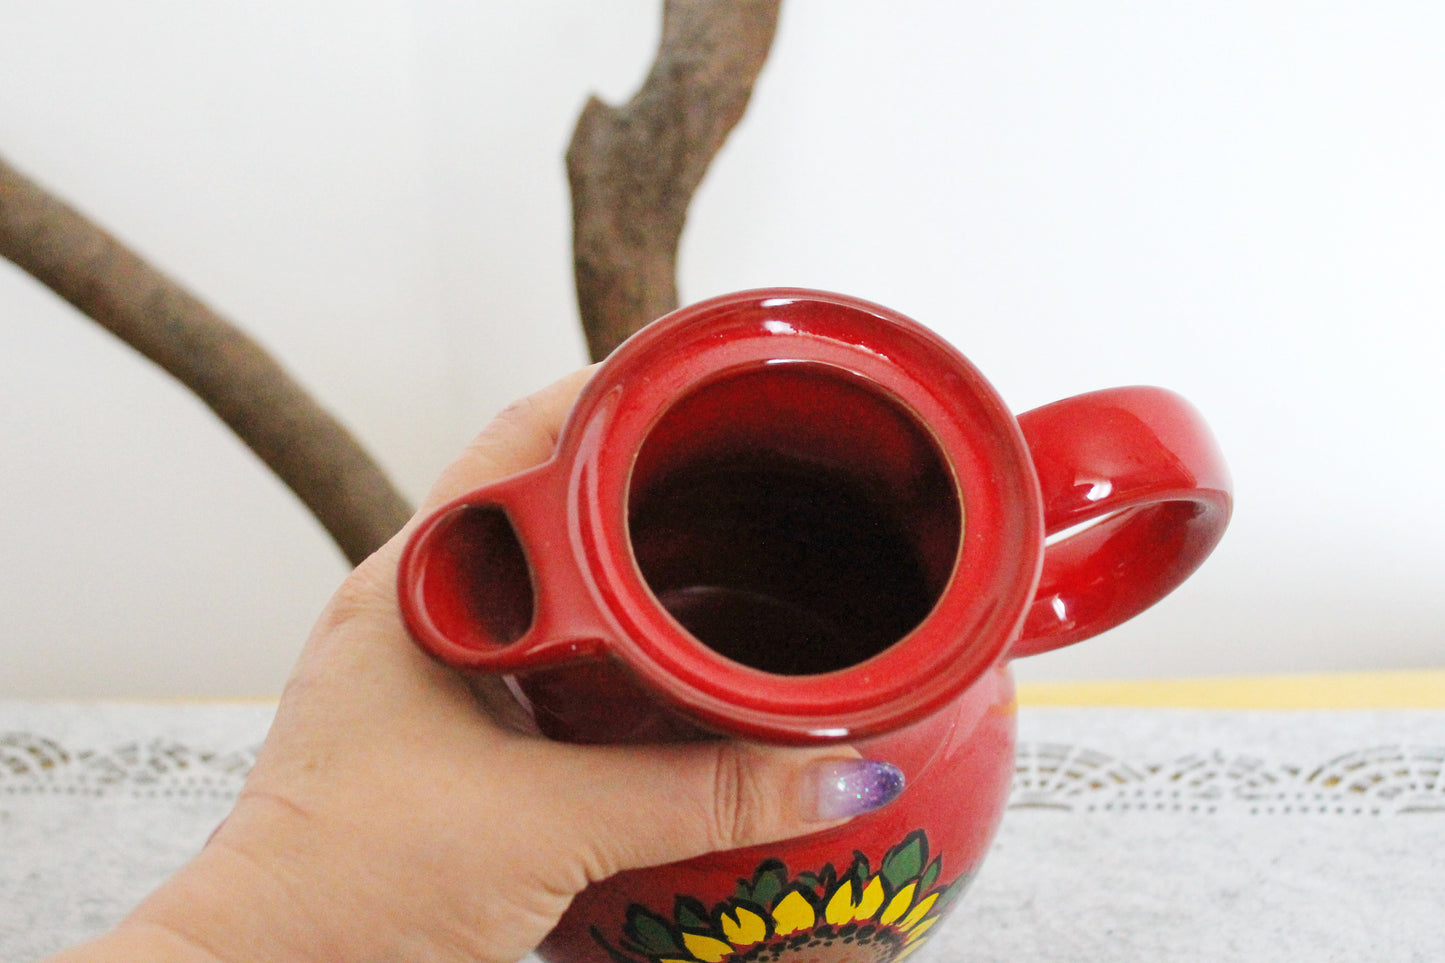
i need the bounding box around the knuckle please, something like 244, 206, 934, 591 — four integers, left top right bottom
313, 553, 394, 635
709, 744, 770, 851
489, 394, 558, 449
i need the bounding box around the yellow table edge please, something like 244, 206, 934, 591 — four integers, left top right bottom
1017, 669, 1445, 709
32, 670, 1445, 711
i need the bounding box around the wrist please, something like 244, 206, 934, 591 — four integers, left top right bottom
86, 796, 347, 963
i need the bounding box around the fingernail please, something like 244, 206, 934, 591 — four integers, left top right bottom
805, 758, 905, 821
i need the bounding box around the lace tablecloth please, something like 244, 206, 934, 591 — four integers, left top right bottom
2, 700, 1442, 962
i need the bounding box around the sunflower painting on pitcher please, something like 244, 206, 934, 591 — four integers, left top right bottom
592, 830, 971, 963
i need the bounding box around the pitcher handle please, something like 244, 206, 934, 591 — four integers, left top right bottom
397, 460, 610, 671
1009, 386, 1232, 659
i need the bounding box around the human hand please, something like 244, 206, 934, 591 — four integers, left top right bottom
51, 368, 904, 963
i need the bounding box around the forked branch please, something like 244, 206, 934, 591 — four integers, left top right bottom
0, 0, 782, 565
567, 0, 782, 361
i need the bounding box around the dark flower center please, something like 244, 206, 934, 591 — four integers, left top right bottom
730, 923, 907, 963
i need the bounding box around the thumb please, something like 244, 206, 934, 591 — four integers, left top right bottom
548, 740, 905, 884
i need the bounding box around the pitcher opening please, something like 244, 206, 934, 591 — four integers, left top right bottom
627, 361, 962, 675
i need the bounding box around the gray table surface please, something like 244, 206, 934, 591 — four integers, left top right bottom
3, 700, 1442, 962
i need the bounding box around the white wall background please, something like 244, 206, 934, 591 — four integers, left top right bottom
2, 1, 1442, 698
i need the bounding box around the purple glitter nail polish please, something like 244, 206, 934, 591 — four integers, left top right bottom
809, 758, 906, 821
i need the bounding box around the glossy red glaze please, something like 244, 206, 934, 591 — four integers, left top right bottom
395, 289, 1233, 961
540, 666, 1018, 963
400, 289, 1050, 744
1010, 387, 1232, 658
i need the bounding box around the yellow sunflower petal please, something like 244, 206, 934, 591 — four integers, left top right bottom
904, 917, 940, 944
720, 907, 767, 946
897, 892, 939, 931
824, 879, 857, 926
854, 875, 886, 921
681, 932, 734, 962
894, 943, 925, 962
879, 881, 918, 926
771, 890, 816, 935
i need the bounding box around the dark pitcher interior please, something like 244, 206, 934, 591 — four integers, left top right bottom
628, 362, 962, 675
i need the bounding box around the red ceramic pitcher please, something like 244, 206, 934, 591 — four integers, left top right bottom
397, 289, 1231, 963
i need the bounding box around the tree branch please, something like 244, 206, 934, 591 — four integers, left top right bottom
567, 0, 782, 361
0, 153, 412, 567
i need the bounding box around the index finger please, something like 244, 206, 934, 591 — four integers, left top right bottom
420, 366, 596, 513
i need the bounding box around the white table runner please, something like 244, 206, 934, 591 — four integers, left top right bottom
3, 701, 1441, 962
